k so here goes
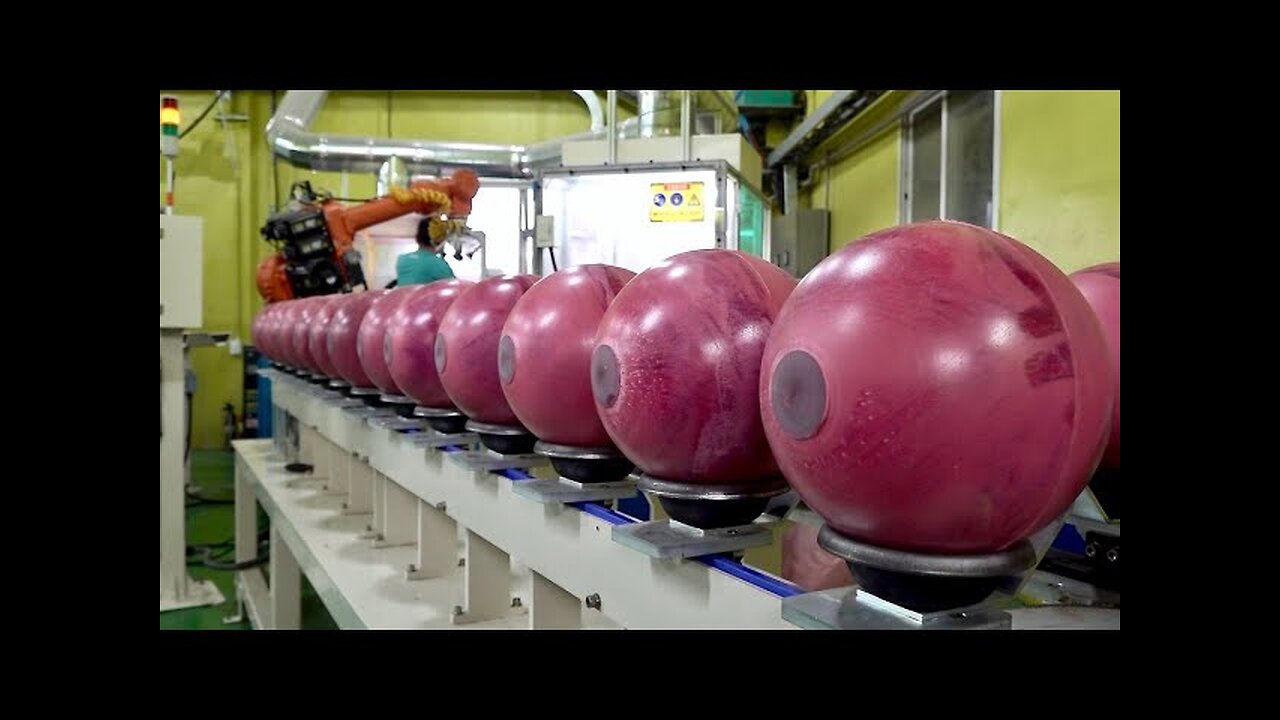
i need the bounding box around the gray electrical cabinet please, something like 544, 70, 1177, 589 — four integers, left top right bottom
771, 209, 829, 278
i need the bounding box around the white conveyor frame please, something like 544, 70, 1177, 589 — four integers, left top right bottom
234, 369, 801, 629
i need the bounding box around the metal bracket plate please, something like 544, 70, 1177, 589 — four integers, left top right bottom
781, 586, 1011, 630
512, 477, 639, 505
611, 519, 774, 560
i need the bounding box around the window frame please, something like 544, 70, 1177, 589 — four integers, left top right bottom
899, 90, 1002, 230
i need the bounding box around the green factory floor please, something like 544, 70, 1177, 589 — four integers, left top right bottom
160, 449, 339, 630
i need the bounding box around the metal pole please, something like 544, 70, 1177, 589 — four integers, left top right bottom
680, 91, 693, 161
606, 90, 618, 165
165, 158, 175, 215
160, 331, 187, 602
782, 165, 798, 216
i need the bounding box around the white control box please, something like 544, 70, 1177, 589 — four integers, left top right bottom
159, 215, 203, 329
534, 215, 556, 248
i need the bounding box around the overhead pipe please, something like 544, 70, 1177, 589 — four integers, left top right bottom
573, 90, 605, 132
637, 90, 683, 138
680, 90, 693, 161
267, 90, 628, 179
606, 90, 618, 164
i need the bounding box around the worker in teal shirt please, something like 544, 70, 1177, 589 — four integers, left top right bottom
395, 217, 456, 286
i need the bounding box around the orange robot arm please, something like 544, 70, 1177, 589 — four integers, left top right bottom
323, 169, 482, 255
256, 253, 293, 303
256, 169, 481, 303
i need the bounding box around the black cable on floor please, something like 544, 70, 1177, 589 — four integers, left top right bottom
201, 553, 270, 571
187, 536, 270, 570
186, 487, 234, 506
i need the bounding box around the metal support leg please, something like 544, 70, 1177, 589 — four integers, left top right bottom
310, 429, 330, 480
453, 529, 511, 625
160, 331, 187, 606
299, 425, 314, 466
269, 525, 301, 630
324, 441, 348, 495
287, 426, 320, 488
606, 90, 618, 165
365, 472, 386, 540
225, 459, 260, 624
529, 571, 582, 629
235, 461, 259, 566
160, 330, 224, 612
680, 90, 693, 161
407, 500, 458, 580
345, 457, 373, 515
373, 480, 416, 548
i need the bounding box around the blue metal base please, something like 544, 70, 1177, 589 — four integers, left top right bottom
256, 355, 273, 439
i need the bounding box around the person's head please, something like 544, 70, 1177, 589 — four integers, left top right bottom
416, 217, 442, 252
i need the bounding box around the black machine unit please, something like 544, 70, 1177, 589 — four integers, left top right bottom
261, 206, 364, 297
260, 182, 366, 298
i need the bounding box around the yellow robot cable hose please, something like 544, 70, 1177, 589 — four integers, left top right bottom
390, 186, 463, 244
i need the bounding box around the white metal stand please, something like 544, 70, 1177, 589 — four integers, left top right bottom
454, 530, 523, 624
406, 499, 457, 581
529, 570, 582, 629
160, 329, 224, 612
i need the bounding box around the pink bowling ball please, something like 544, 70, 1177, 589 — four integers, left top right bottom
760, 221, 1114, 555
357, 286, 421, 396
291, 298, 322, 372
308, 295, 345, 379
1070, 262, 1120, 471
258, 304, 278, 361
251, 306, 270, 358
387, 279, 474, 408
591, 249, 797, 485
436, 275, 539, 424
327, 290, 385, 388
278, 300, 304, 367
268, 302, 290, 362
500, 265, 636, 447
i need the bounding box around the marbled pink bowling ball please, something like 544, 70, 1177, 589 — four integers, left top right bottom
591, 250, 797, 485
760, 221, 1114, 554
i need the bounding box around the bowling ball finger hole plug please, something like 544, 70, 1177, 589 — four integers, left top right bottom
591, 345, 620, 408
771, 350, 828, 440
498, 335, 516, 385
816, 525, 1037, 614
434, 335, 447, 374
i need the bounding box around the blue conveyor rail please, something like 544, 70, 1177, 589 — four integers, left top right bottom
417, 430, 803, 599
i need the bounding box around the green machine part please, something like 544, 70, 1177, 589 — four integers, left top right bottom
735, 90, 801, 108
738, 185, 765, 258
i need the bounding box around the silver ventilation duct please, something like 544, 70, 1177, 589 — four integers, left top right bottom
637, 90, 683, 138
267, 90, 632, 179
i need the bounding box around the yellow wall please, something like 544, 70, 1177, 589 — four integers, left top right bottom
800, 91, 911, 251
808, 128, 899, 251
160, 90, 603, 448
999, 90, 1121, 272
800, 90, 1120, 268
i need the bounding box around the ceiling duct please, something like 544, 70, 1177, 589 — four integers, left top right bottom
267, 90, 635, 179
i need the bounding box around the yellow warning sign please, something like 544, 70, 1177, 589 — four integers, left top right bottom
650, 182, 706, 223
